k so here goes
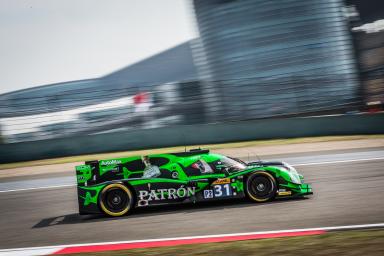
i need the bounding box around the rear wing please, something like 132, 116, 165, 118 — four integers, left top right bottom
75, 158, 146, 186
75, 160, 100, 186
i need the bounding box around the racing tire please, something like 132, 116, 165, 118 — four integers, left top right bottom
99, 183, 133, 217
246, 172, 277, 202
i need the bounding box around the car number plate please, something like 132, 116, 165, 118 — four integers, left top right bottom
213, 184, 232, 197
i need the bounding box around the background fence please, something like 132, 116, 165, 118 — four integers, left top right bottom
0, 74, 377, 144
0, 113, 383, 163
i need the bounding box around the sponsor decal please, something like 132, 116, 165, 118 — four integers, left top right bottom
138, 186, 196, 206
278, 190, 292, 196
212, 178, 230, 185
203, 190, 214, 199
100, 160, 122, 166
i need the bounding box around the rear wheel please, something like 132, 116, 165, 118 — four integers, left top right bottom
99, 183, 133, 217
246, 172, 277, 202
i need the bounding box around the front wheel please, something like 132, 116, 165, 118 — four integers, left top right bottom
246, 172, 277, 202
99, 183, 134, 217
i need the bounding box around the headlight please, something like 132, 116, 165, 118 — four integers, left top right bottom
288, 172, 302, 184
282, 162, 301, 184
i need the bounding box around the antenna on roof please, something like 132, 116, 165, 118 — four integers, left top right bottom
248, 149, 261, 163
256, 153, 261, 162
185, 133, 189, 153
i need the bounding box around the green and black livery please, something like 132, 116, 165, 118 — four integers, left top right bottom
76, 149, 312, 217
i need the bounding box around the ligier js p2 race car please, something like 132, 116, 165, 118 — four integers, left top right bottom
76, 149, 312, 217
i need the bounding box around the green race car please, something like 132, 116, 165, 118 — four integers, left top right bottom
76, 149, 312, 217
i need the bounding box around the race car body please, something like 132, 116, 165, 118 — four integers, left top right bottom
75, 149, 312, 217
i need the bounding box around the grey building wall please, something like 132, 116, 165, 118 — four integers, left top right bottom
193, 0, 360, 120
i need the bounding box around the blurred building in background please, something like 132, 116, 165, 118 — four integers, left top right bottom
353, 29, 384, 106
348, 0, 384, 110
0, 42, 199, 117
0, 0, 383, 143
0, 42, 204, 142
192, 0, 360, 120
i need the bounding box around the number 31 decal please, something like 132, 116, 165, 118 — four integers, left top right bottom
213, 184, 232, 197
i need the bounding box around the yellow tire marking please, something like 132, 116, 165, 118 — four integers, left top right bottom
246, 172, 275, 202
99, 183, 132, 217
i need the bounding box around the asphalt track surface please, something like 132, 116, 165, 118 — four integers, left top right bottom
0, 149, 383, 249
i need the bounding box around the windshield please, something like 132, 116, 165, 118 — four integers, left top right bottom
219, 157, 247, 171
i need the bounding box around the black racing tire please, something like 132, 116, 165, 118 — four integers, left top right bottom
99, 183, 133, 217
246, 172, 277, 202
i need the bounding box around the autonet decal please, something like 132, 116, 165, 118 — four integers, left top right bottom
138, 186, 196, 206
100, 160, 122, 166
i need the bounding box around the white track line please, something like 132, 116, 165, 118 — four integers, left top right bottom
0, 184, 74, 193
0, 156, 383, 193
293, 157, 384, 166
0, 223, 383, 256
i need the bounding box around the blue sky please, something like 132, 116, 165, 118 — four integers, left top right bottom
0, 0, 197, 94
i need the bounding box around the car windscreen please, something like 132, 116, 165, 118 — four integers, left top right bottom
219, 157, 247, 171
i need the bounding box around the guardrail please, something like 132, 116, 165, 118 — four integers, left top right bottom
0, 113, 383, 163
